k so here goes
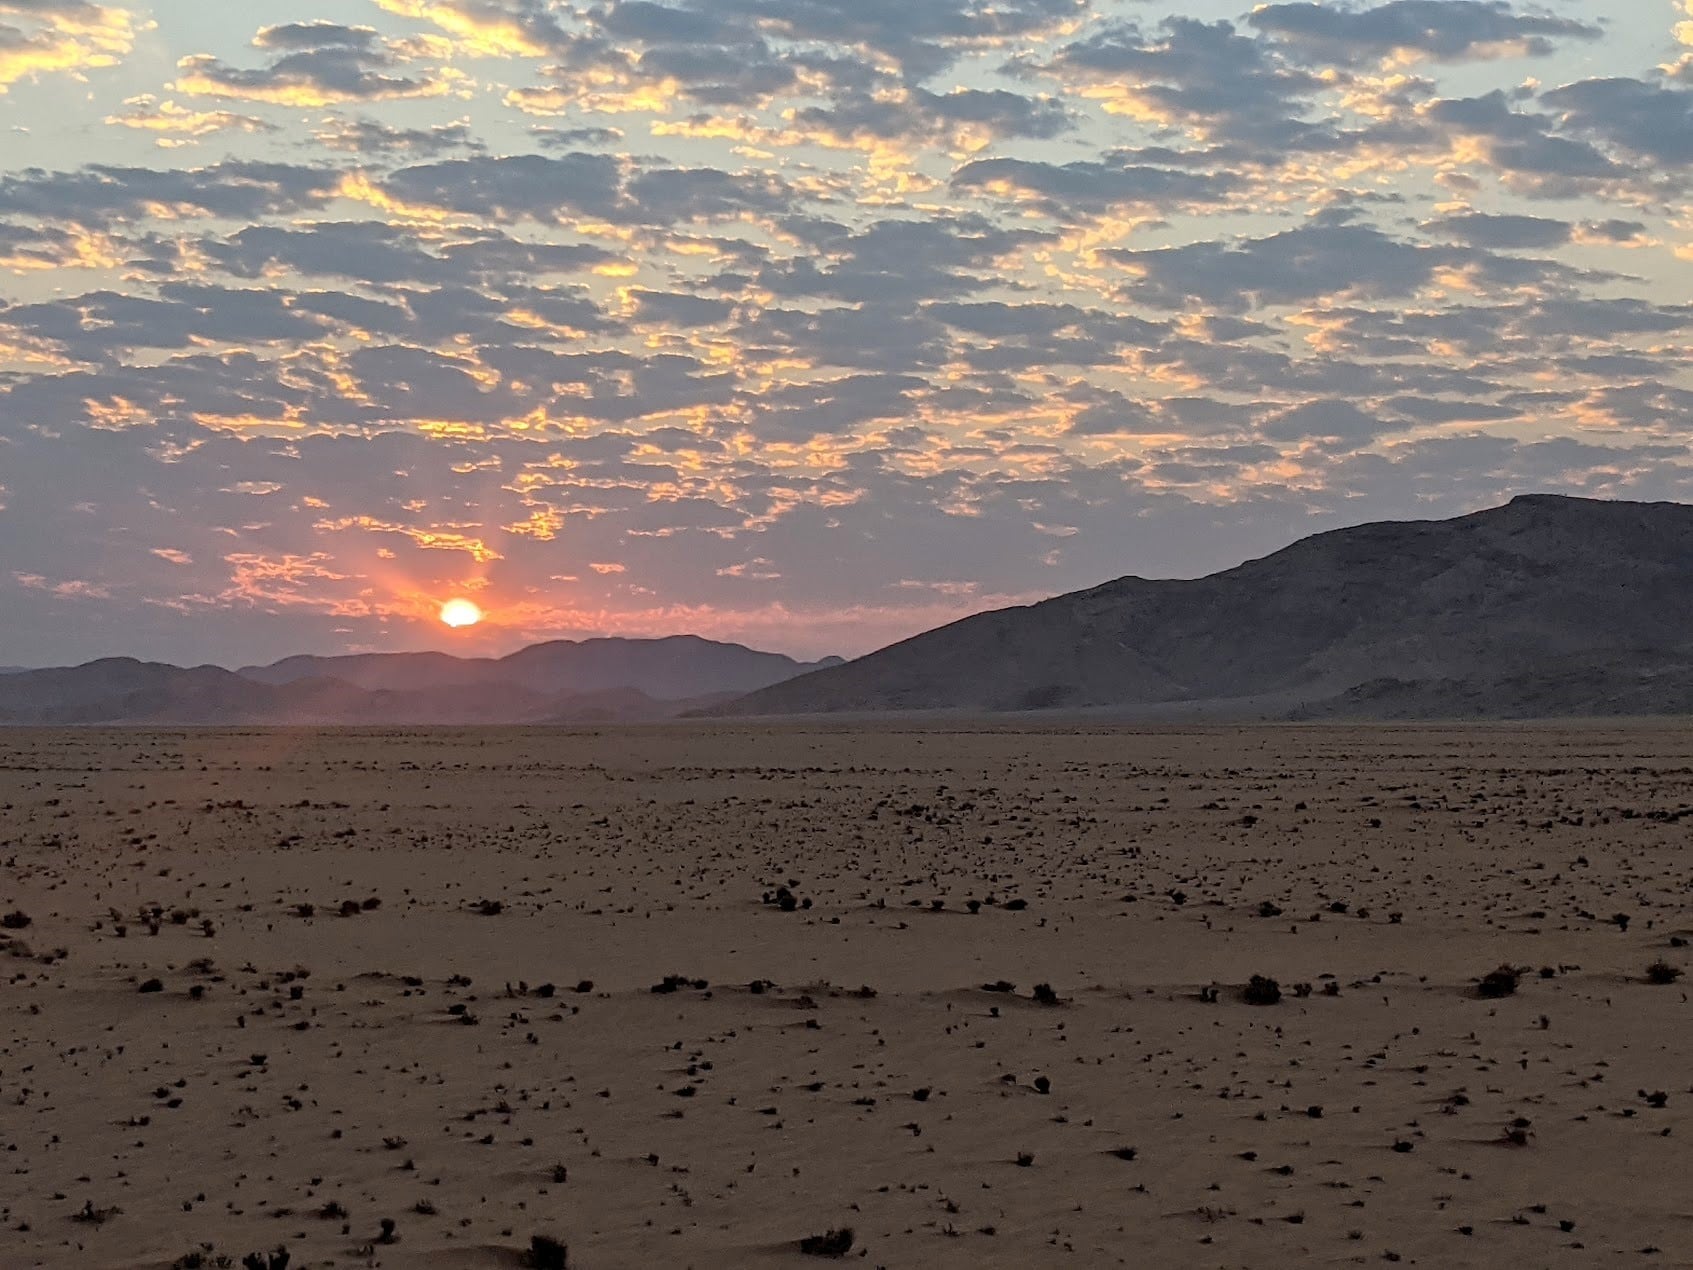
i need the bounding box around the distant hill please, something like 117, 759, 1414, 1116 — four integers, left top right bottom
240, 635, 842, 700
0, 637, 839, 725
715, 495, 1693, 720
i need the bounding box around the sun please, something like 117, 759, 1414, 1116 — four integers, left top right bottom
439, 598, 484, 629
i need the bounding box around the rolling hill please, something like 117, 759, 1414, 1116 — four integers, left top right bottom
0, 637, 838, 725
240, 635, 841, 699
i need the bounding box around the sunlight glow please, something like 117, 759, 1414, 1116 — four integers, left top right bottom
439, 598, 484, 628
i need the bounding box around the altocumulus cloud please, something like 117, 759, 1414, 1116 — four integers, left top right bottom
0, 0, 1691, 667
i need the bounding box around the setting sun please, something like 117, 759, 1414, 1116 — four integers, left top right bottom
439, 598, 484, 629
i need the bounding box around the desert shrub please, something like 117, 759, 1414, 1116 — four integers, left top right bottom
1646, 960, 1683, 985
1, 910, 31, 930
528, 1234, 569, 1268
1476, 965, 1521, 998
1243, 976, 1281, 1006
799, 1228, 854, 1258
650, 974, 708, 994
1031, 983, 1059, 1006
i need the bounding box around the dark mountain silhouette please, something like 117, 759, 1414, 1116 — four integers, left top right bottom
240, 635, 841, 699
0, 637, 838, 725
716, 495, 1693, 720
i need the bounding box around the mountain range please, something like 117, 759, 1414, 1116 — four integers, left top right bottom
6, 495, 1693, 724
0, 638, 840, 726
717, 495, 1693, 720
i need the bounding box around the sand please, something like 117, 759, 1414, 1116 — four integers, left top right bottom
3, 722, 1693, 1268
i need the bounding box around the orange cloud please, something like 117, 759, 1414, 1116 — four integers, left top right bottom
0, 1, 139, 92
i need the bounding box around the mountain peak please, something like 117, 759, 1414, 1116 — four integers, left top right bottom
716, 496, 1693, 721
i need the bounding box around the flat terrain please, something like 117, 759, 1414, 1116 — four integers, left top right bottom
4, 724, 1693, 1269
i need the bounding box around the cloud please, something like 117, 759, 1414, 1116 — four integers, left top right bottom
374, 152, 792, 226
1104, 222, 1465, 312
6, 0, 1693, 670
1249, 1, 1600, 67
0, 0, 138, 92
1037, 17, 1329, 144
0, 159, 342, 222
105, 96, 276, 146
312, 116, 482, 156
175, 21, 461, 107
1543, 76, 1693, 165
1424, 210, 1572, 249
953, 154, 1235, 215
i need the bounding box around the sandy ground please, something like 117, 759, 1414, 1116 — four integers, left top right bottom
4, 723, 1693, 1269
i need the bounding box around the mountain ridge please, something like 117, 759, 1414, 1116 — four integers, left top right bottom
239, 633, 842, 700
0, 637, 839, 725
713, 495, 1693, 720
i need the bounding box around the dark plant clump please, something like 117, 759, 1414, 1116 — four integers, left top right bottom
138, 978, 164, 993
799, 1228, 854, 1258
240, 1252, 289, 1270
528, 1234, 569, 1269
1646, 960, 1683, 985
1, 910, 31, 930
1242, 975, 1281, 1006
1031, 983, 1060, 1006
651, 974, 709, 994
1477, 965, 1521, 998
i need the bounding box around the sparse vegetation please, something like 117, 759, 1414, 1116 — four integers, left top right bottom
1243, 975, 1281, 1005
1476, 965, 1521, 998
1646, 960, 1683, 985
799, 1228, 855, 1257
528, 1233, 569, 1268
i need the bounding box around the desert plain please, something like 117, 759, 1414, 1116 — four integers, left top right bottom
3, 722, 1693, 1268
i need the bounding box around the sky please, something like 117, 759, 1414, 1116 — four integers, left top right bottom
2, 0, 1693, 667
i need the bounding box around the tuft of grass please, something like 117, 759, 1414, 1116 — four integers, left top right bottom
1242, 975, 1281, 1006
